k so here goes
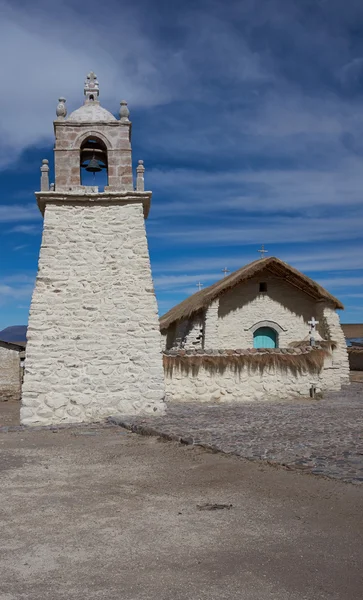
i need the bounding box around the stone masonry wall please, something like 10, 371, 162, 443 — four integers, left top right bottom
215, 277, 318, 348
171, 317, 204, 350
318, 305, 350, 385
54, 123, 133, 192
21, 201, 165, 425
204, 301, 219, 347
164, 348, 342, 404
0, 344, 21, 402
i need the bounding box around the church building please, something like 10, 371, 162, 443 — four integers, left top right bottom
160, 257, 350, 403
19, 73, 350, 424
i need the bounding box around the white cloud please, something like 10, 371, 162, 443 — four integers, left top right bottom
152, 246, 363, 275
2, 274, 35, 284
0, 204, 40, 223
0, 273, 35, 309
7, 224, 41, 235
0, 282, 33, 307
150, 214, 362, 246
148, 158, 363, 217
317, 276, 363, 288
339, 293, 363, 298
0, 0, 184, 169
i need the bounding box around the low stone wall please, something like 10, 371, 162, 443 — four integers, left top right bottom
0, 343, 21, 402
348, 347, 363, 371
164, 346, 343, 403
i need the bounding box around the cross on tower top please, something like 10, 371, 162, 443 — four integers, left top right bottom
84, 71, 100, 103
258, 244, 268, 259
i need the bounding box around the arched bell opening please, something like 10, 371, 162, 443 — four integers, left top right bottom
80, 136, 108, 190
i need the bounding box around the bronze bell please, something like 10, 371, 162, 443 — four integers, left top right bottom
85, 156, 102, 173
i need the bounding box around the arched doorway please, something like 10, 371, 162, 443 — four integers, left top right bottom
253, 327, 277, 348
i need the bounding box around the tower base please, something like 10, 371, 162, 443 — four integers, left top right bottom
21, 197, 166, 425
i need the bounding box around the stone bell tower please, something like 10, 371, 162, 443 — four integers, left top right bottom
21, 72, 166, 425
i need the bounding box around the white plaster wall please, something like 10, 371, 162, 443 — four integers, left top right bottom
215, 277, 320, 348
318, 305, 350, 385
21, 201, 165, 425
165, 358, 342, 404
204, 301, 219, 347
0, 345, 21, 401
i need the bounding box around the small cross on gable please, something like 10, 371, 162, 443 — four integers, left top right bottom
308, 317, 319, 331
222, 267, 230, 278
258, 245, 268, 259
196, 281, 203, 291
308, 316, 319, 346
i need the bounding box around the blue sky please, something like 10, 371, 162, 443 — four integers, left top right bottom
0, 0, 362, 330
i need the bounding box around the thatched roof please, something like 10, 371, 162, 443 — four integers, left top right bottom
160, 257, 344, 331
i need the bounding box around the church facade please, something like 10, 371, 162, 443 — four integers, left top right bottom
20, 73, 350, 424
160, 257, 350, 403
21, 73, 166, 425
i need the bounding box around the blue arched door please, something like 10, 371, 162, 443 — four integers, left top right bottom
253, 327, 277, 348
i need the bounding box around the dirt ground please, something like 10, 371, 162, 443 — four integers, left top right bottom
350, 370, 363, 382
0, 423, 363, 600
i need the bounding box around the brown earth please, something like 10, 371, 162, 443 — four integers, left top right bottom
0, 421, 363, 600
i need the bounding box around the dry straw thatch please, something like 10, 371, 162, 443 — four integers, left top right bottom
160, 257, 343, 331
163, 348, 330, 377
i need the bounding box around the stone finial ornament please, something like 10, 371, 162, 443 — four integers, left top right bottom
56, 97, 67, 119
84, 71, 100, 103
119, 100, 130, 122
40, 159, 50, 191
136, 159, 145, 191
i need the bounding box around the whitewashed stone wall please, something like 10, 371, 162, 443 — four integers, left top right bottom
164, 352, 342, 404
165, 317, 204, 350
21, 201, 165, 425
204, 301, 219, 347
0, 344, 21, 402
171, 317, 204, 350
318, 305, 350, 385
214, 277, 318, 348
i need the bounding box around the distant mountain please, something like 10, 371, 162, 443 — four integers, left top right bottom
0, 325, 27, 344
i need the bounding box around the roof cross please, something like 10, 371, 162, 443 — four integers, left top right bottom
258, 244, 268, 259
222, 267, 230, 278
196, 281, 203, 291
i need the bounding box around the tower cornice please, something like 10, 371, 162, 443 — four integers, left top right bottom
35, 190, 152, 219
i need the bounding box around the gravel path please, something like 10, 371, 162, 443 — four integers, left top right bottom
115, 383, 363, 484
